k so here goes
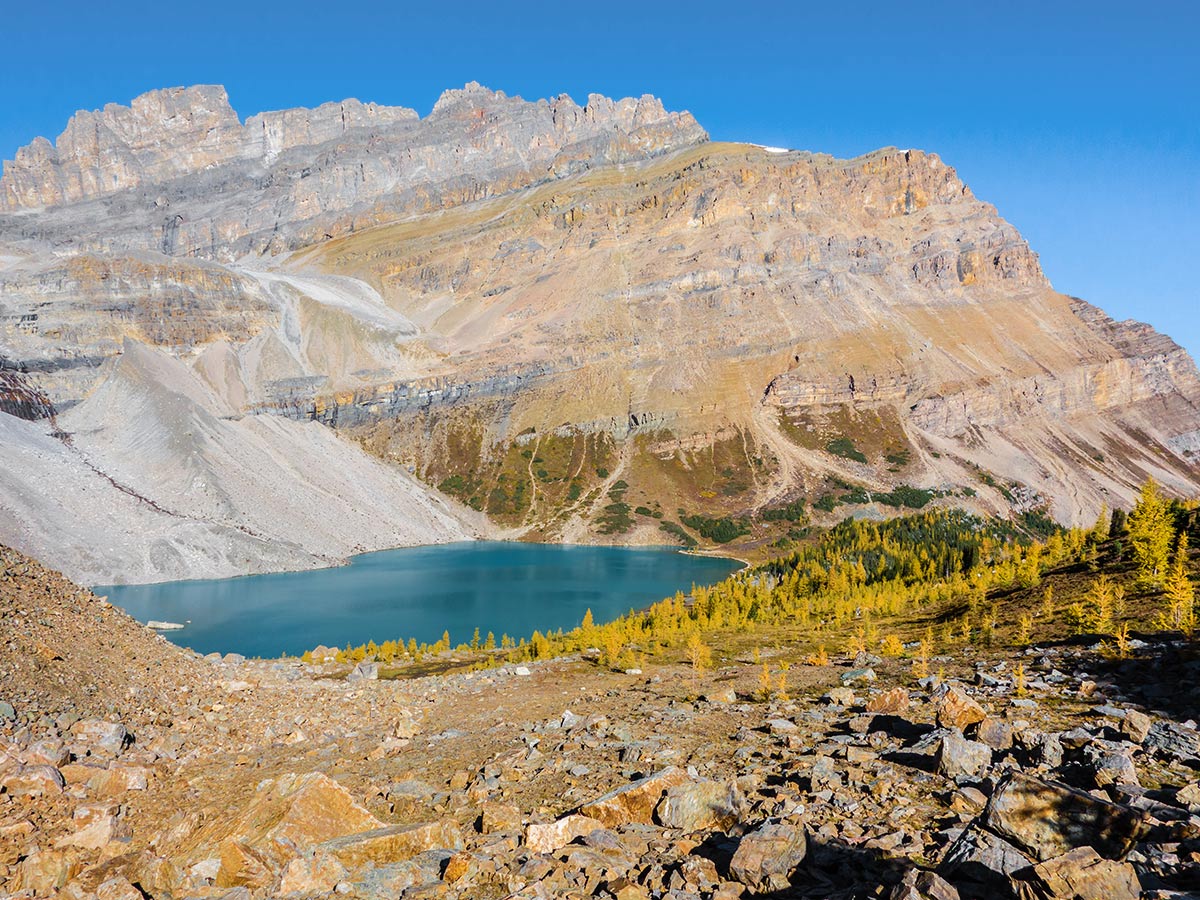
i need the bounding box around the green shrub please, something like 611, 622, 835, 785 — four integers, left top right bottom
659, 520, 698, 547
875, 485, 935, 509
826, 437, 867, 464
597, 501, 634, 534
680, 513, 751, 544
762, 500, 807, 523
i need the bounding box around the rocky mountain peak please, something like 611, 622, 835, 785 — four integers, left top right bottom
429, 80, 509, 114
0, 83, 708, 258
0, 85, 428, 212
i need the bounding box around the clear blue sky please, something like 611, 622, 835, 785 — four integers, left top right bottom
2, 1, 1196, 360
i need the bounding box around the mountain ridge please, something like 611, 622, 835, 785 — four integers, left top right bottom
0, 82, 707, 260
0, 84, 1197, 582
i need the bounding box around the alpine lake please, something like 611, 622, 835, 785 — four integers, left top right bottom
96, 541, 743, 658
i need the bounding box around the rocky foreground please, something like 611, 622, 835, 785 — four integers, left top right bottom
4, 544, 1200, 899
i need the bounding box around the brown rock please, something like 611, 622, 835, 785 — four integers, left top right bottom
524, 815, 605, 854
713, 883, 747, 900
321, 820, 463, 868
1017, 846, 1140, 899
678, 854, 721, 889
936, 684, 987, 730
218, 838, 276, 889
393, 713, 421, 740
70, 719, 129, 757
949, 786, 989, 815
1120, 709, 1152, 744
441, 851, 474, 883
580, 766, 690, 827
13, 849, 81, 894
125, 853, 182, 899
0, 818, 34, 860
74, 801, 121, 827
985, 772, 1148, 861
890, 869, 961, 900
177, 771, 384, 885
1, 763, 65, 797
729, 821, 807, 892
654, 779, 745, 831
975, 717, 1014, 750
60, 761, 106, 784
867, 687, 910, 714
234, 772, 381, 850
96, 876, 146, 900
24, 739, 69, 767
89, 764, 149, 796
1177, 782, 1200, 810
277, 853, 347, 895
825, 687, 857, 706
615, 884, 651, 900
55, 816, 129, 850
479, 802, 523, 834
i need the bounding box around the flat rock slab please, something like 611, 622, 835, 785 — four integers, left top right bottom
936, 730, 992, 780
524, 815, 605, 854
321, 820, 462, 869
1018, 846, 1141, 900
655, 780, 745, 831
70, 720, 128, 757
580, 767, 690, 827
1, 764, 64, 797
940, 823, 1030, 883
1145, 720, 1200, 764
985, 772, 1148, 861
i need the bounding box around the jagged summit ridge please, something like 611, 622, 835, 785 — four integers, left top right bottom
0, 82, 707, 224
0, 85, 417, 209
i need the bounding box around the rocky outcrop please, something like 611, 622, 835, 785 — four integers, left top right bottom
0, 83, 706, 259
0, 365, 55, 420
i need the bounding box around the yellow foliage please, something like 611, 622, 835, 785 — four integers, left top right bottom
1128, 478, 1174, 586
758, 663, 772, 701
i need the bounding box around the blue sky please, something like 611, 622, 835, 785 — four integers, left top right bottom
2, 1, 1196, 360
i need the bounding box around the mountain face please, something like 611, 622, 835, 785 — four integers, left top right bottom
1, 84, 1197, 582
0, 83, 704, 258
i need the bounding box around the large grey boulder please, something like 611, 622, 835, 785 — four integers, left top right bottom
984, 772, 1148, 861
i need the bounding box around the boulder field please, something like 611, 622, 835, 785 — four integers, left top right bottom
4, 544, 1200, 898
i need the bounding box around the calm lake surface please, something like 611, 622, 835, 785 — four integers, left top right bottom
97, 542, 742, 658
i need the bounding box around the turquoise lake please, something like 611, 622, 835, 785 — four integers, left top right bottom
96, 542, 742, 659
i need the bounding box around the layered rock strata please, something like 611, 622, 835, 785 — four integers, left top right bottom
0, 84, 1197, 579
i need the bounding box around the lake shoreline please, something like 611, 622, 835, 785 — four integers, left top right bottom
98, 542, 742, 659
91, 536, 751, 590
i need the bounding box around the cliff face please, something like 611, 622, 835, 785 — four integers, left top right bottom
0, 84, 1197, 578
0, 83, 706, 259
